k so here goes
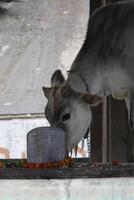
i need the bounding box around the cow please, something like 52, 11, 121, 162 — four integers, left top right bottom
42, 1, 134, 156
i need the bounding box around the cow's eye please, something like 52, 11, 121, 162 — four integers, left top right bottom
62, 113, 71, 122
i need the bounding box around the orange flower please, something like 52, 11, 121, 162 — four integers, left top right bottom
112, 160, 119, 165
0, 162, 4, 168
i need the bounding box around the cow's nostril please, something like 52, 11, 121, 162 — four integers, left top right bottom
62, 113, 71, 122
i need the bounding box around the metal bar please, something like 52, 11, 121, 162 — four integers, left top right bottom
108, 96, 112, 162
0, 113, 45, 120
102, 96, 107, 163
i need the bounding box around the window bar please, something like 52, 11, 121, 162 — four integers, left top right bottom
102, 96, 107, 163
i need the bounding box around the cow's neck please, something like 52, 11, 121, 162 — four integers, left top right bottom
67, 69, 90, 93
66, 49, 97, 94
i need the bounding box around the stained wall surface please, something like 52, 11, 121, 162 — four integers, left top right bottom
0, 178, 134, 200
0, 0, 89, 114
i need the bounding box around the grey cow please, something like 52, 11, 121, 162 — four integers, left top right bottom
42, 1, 134, 156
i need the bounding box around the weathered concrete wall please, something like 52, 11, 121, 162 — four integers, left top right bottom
0, 0, 89, 114
0, 117, 48, 158
0, 0, 89, 158
0, 178, 134, 200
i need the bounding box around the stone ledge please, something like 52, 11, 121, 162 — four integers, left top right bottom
0, 159, 134, 179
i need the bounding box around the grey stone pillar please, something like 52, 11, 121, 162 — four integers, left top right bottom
27, 127, 66, 163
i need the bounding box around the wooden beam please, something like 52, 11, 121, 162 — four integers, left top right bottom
91, 104, 103, 162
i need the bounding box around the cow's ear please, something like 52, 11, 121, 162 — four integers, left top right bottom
42, 87, 51, 99
51, 70, 65, 87
81, 93, 102, 106
61, 85, 73, 98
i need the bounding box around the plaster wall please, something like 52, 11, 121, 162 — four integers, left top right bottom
0, 178, 133, 200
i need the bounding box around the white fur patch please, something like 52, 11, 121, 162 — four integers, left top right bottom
90, 67, 131, 100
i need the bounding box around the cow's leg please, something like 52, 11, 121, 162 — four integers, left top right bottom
127, 92, 134, 162
128, 127, 134, 162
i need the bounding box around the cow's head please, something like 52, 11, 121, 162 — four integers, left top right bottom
42, 70, 102, 152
